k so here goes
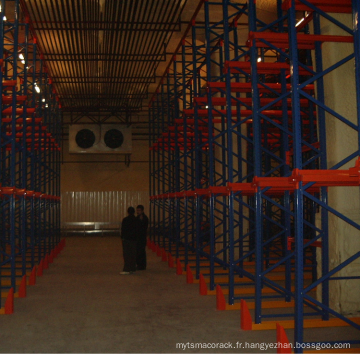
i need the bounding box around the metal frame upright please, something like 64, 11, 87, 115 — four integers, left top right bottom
0, 0, 61, 311
241, 0, 360, 351
150, 0, 256, 299
285, 0, 360, 350
149, 0, 360, 351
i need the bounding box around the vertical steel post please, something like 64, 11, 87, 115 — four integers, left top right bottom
288, 0, 304, 352
248, 0, 264, 324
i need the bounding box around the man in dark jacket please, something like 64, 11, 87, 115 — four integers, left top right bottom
136, 205, 148, 270
120, 206, 138, 274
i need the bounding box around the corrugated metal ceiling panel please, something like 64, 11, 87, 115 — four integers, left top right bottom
23, 0, 186, 116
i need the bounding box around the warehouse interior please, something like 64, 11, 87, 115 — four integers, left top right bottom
0, 0, 360, 354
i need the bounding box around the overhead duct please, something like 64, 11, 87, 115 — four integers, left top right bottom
69, 124, 132, 154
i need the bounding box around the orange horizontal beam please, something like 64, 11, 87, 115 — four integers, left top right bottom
5, 126, 45, 132
4, 147, 60, 152
227, 182, 255, 195
176, 117, 315, 126
6, 133, 51, 139
2, 117, 43, 124
254, 176, 296, 190
224, 60, 313, 75
175, 118, 224, 124
207, 81, 315, 92
248, 32, 353, 50
2, 95, 27, 104
194, 96, 251, 106
208, 186, 230, 196
2, 80, 17, 88
161, 131, 210, 138
281, 0, 352, 13
0, 187, 60, 200
292, 167, 360, 187
155, 139, 195, 144
15, 138, 52, 143
151, 160, 360, 200
2, 107, 36, 115
183, 108, 314, 118
156, 136, 209, 141
167, 125, 209, 132
194, 96, 310, 108
150, 148, 188, 152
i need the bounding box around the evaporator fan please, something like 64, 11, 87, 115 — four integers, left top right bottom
75, 129, 96, 149
104, 128, 124, 149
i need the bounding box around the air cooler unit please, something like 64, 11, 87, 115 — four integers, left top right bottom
69, 124, 132, 153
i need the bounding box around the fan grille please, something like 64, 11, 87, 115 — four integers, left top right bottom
104, 129, 124, 149
75, 129, 96, 149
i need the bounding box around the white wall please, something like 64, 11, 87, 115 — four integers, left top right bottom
60, 121, 150, 224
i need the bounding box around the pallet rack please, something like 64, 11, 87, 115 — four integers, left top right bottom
0, 0, 61, 312
149, 0, 360, 353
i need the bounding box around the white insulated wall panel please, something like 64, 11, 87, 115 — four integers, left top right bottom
61, 191, 149, 225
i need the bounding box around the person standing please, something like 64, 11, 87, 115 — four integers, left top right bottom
120, 206, 138, 275
136, 205, 148, 270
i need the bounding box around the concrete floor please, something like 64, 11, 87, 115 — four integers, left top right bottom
0, 236, 358, 354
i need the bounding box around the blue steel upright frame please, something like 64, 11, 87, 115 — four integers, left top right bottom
148, 0, 360, 352
284, 0, 360, 351
244, 0, 320, 327
0, 0, 61, 311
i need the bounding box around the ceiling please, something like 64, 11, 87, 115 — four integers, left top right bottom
18, 0, 189, 121
9, 0, 277, 139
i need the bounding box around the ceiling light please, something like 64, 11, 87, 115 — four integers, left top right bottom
0, 5, 4, 21
296, 18, 305, 27
19, 53, 25, 64
34, 83, 40, 93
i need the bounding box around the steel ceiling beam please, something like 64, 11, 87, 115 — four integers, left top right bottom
22, 0, 189, 119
